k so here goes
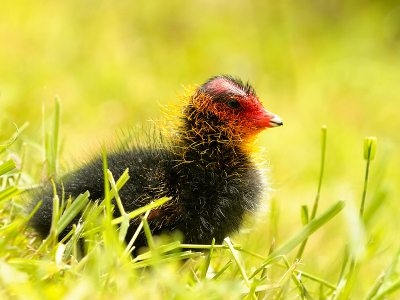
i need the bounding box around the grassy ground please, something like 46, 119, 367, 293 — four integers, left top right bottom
1, 0, 400, 299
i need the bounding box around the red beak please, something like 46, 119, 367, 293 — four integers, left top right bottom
251, 107, 283, 128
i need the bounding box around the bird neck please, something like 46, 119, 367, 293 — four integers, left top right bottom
173, 105, 258, 168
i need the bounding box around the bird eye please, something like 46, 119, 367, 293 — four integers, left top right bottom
226, 98, 241, 109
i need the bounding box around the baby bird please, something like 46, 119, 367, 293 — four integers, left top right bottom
29, 75, 282, 253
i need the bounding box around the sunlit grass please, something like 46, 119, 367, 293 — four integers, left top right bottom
1, 1, 400, 298
0, 100, 399, 299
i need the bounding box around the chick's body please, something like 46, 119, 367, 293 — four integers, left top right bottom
29, 75, 282, 252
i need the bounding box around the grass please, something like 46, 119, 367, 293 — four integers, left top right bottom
0, 100, 398, 300
0, 1, 399, 298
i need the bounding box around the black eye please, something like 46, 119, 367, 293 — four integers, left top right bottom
226, 98, 241, 109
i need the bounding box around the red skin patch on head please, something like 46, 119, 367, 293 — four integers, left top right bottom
193, 77, 271, 140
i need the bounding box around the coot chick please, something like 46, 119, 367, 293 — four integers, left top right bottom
29, 75, 283, 253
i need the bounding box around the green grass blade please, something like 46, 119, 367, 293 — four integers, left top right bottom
123, 209, 151, 258
268, 200, 345, 260
337, 137, 378, 300
242, 284, 281, 293
0, 186, 22, 204
0, 123, 20, 155
41, 99, 46, 166
301, 205, 309, 226
102, 143, 112, 226
52, 96, 61, 175
365, 272, 385, 300
201, 238, 215, 280
108, 168, 130, 201
336, 244, 350, 287
381, 243, 400, 291
370, 275, 400, 300
50, 194, 60, 244
249, 256, 283, 280
269, 198, 279, 243
180, 243, 242, 250
107, 169, 130, 242
133, 241, 182, 262
296, 205, 309, 259
57, 191, 90, 233
112, 197, 171, 225
142, 216, 156, 253
45, 132, 53, 175
119, 214, 130, 242
256, 238, 276, 299
14, 142, 27, 186
0, 222, 20, 252
282, 256, 306, 298
272, 260, 300, 299
246, 278, 260, 300
224, 237, 251, 288
131, 251, 202, 269
336, 258, 362, 300
0, 159, 16, 177
311, 125, 327, 220
360, 137, 377, 219
293, 269, 337, 291
107, 169, 126, 215
297, 126, 327, 261
81, 197, 171, 237
212, 260, 233, 280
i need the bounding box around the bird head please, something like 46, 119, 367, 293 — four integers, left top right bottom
191, 75, 282, 139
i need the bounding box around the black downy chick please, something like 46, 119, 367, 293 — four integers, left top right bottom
29, 75, 283, 253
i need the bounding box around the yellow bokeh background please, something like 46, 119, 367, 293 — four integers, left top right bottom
1, 0, 400, 295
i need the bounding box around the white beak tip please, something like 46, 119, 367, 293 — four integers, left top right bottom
269, 115, 283, 127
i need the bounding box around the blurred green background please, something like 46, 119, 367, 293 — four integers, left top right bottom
1, 0, 400, 295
